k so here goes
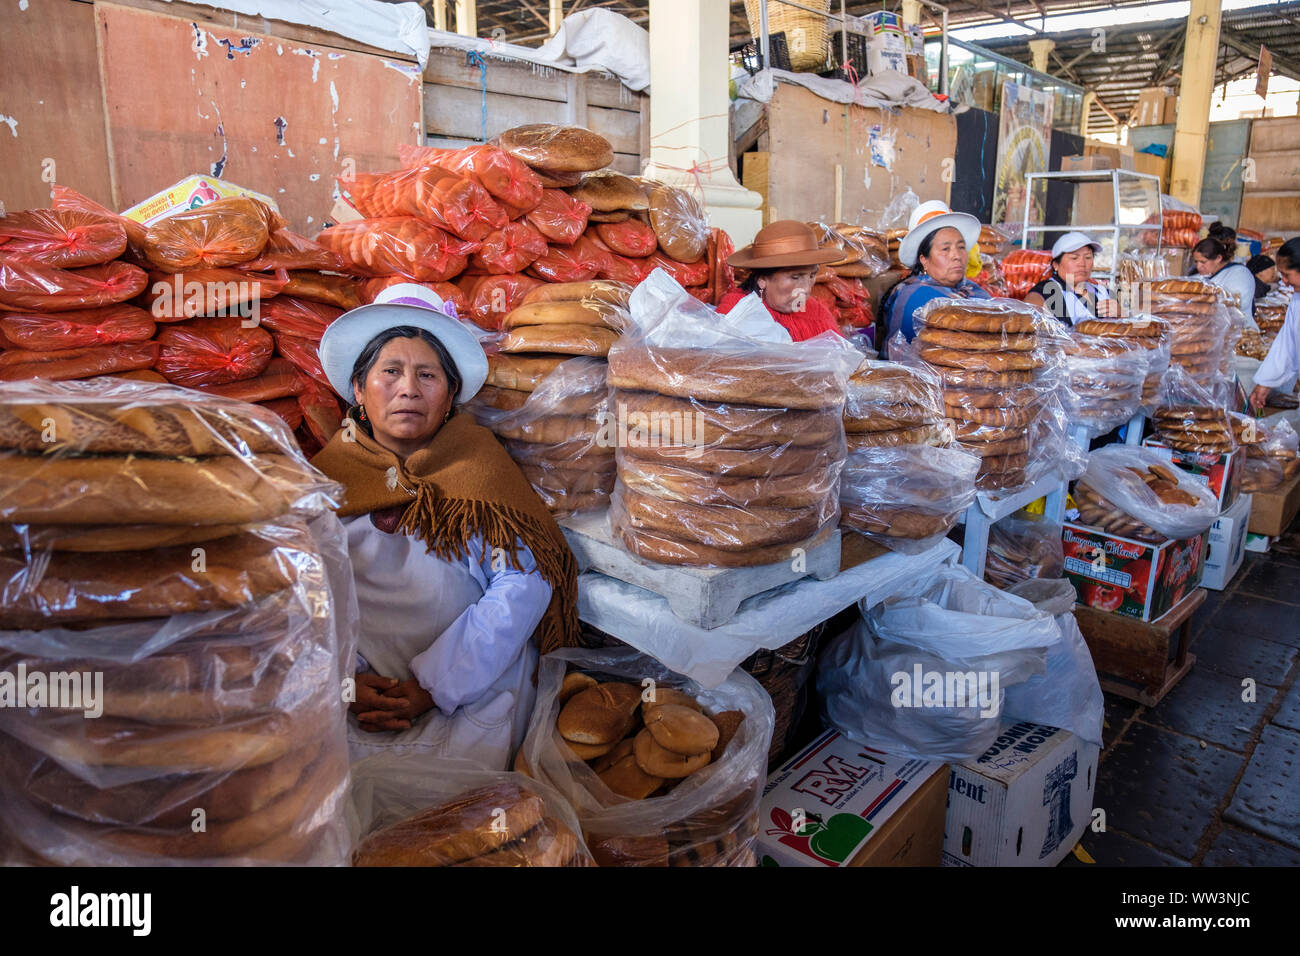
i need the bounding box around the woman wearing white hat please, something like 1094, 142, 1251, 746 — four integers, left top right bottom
311, 283, 579, 771
1024, 231, 1119, 326
882, 200, 991, 355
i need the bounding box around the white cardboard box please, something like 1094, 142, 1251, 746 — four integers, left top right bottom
944, 721, 1099, 867
1202, 492, 1251, 591
758, 730, 946, 867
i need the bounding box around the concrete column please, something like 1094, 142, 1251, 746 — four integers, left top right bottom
902, 0, 924, 26
549, 0, 563, 36
1080, 90, 1096, 138
1028, 38, 1055, 74
1170, 0, 1222, 205
455, 0, 477, 37
433, 0, 447, 32
643, 0, 762, 245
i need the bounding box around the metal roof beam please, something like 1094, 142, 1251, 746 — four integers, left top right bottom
1219, 24, 1300, 81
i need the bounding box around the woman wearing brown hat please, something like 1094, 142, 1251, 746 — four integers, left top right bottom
717, 220, 844, 341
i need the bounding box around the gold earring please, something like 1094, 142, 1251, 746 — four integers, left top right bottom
359, 405, 367, 422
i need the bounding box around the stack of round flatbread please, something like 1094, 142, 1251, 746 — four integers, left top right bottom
1063, 325, 1150, 433
1138, 278, 1228, 391
1152, 404, 1236, 455
1072, 317, 1170, 409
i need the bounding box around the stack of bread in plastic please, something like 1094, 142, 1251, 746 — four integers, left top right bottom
0, 193, 353, 455
1149, 366, 1238, 457
0, 378, 356, 865
894, 297, 1083, 492
804, 221, 887, 332
1256, 297, 1287, 335
1136, 277, 1232, 396
1234, 414, 1300, 492
1071, 445, 1219, 544
1070, 316, 1171, 417
607, 271, 859, 567
839, 361, 979, 551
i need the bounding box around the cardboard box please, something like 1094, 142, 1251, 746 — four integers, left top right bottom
867, 38, 907, 76
1248, 470, 1300, 537
1142, 440, 1243, 512
944, 721, 1100, 867
1062, 154, 1117, 228
861, 10, 903, 36
1244, 532, 1270, 553
1062, 522, 1208, 621
758, 730, 947, 867
1203, 492, 1251, 590
122, 175, 280, 226
1132, 88, 1177, 127
971, 70, 997, 112
1084, 140, 1135, 171
1133, 150, 1170, 193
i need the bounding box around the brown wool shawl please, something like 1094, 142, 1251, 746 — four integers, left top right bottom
311, 411, 580, 653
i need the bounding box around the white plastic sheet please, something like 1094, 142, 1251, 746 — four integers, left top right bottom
534, 9, 650, 92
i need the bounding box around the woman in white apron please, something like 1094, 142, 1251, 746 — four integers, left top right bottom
311, 284, 580, 771
1024, 231, 1118, 327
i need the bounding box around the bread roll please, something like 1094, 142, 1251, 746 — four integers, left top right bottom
557, 683, 641, 745
485, 354, 568, 391
499, 324, 618, 357
709, 710, 746, 762
567, 171, 649, 212
502, 300, 623, 330
453, 818, 584, 867
499, 125, 614, 173
642, 688, 703, 718
643, 705, 719, 756
633, 728, 711, 778
520, 280, 632, 307
559, 671, 599, 704
598, 753, 665, 799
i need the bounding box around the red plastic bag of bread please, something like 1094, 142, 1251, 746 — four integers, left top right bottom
272, 331, 330, 388
594, 219, 657, 258
240, 227, 344, 272
141, 197, 279, 272
142, 269, 288, 322
282, 271, 363, 311
469, 222, 548, 275
647, 251, 708, 287
525, 189, 592, 246
0, 260, 148, 312
341, 164, 508, 242
583, 233, 647, 285
0, 305, 156, 350
155, 318, 275, 387
458, 273, 544, 330
0, 209, 128, 268
0, 342, 160, 382
260, 396, 305, 430
528, 235, 607, 284
258, 296, 342, 339
1000, 249, 1053, 299
314, 218, 477, 282
399, 144, 544, 215
51, 184, 149, 261
194, 357, 308, 402
298, 380, 344, 447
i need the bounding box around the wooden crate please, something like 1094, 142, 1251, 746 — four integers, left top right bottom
1073, 587, 1205, 707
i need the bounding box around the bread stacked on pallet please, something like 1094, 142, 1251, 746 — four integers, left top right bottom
839, 362, 980, 548
0, 194, 353, 456
607, 320, 852, 567
354, 782, 589, 867
0, 380, 353, 865
1071, 317, 1170, 411
1071, 447, 1219, 545
1235, 414, 1300, 492
910, 298, 1066, 492
1138, 277, 1230, 392
469, 280, 630, 517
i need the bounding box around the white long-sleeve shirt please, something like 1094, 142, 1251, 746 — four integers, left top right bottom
1209, 262, 1256, 316
1255, 293, 1300, 391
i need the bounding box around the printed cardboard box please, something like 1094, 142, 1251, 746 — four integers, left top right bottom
1062, 521, 1207, 621
758, 730, 947, 867
1142, 439, 1243, 512
944, 721, 1099, 867
1202, 492, 1251, 591
122, 175, 280, 227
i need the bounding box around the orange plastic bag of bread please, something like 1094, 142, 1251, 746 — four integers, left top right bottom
398, 143, 544, 215
314, 218, 477, 282
195, 357, 309, 403
350, 753, 593, 867
341, 164, 508, 242
155, 318, 275, 387
240, 227, 344, 272
141, 197, 279, 272
646, 251, 708, 288
469, 222, 549, 275
281, 271, 363, 311
50, 184, 150, 263
527, 235, 607, 284
1000, 249, 1053, 299
0, 209, 128, 268
142, 268, 288, 322
515, 647, 773, 867
258, 296, 342, 339
0, 305, 155, 350
525, 189, 592, 246
0, 260, 148, 313
595, 219, 657, 259
297, 379, 344, 448
458, 273, 544, 330
272, 331, 330, 388
0, 341, 160, 382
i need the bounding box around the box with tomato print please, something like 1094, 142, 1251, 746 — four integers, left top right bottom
757, 730, 947, 867
1062, 522, 1208, 622
1141, 439, 1243, 513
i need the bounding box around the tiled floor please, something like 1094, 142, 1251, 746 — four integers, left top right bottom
1066, 516, 1300, 866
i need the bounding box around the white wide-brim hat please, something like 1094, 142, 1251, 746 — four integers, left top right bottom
899, 199, 981, 268
1051, 230, 1103, 259
318, 283, 488, 404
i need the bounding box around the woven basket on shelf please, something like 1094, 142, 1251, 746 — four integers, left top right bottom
743, 0, 831, 72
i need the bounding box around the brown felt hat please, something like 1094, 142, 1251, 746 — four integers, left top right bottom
727, 220, 842, 270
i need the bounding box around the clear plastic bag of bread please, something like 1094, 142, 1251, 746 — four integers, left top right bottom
985, 510, 1065, 591
349, 754, 593, 866
1062, 336, 1147, 438
1149, 365, 1237, 454
0, 378, 340, 532
607, 270, 860, 566
467, 356, 617, 518
839, 442, 980, 554
513, 646, 774, 867
644, 183, 709, 263
140, 197, 281, 272
1073, 445, 1220, 542
806, 221, 890, 278
0, 506, 359, 865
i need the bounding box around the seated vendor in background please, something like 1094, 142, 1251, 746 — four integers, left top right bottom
717, 220, 844, 341
881, 201, 989, 354
1024, 231, 1118, 326
1193, 235, 1256, 315
1248, 254, 1277, 301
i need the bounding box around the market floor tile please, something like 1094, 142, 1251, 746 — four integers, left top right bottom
1061, 827, 1190, 867
1135, 666, 1275, 752
1222, 724, 1300, 850
1234, 554, 1300, 605
1202, 595, 1300, 649
1272, 678, 1300, 733
1190, 627, 1297, 687
1102, 694, 1141, 752
1091, 721, 1245, 860
1201, 825, 1300, 866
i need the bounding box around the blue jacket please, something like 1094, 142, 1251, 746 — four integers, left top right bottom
883, 274, 992, 354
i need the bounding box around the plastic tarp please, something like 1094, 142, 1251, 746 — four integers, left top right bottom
575, 538, 960, 688
533, 10, 650, 92
735, 68, 950, 113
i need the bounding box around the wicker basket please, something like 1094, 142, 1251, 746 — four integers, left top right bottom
743, 0, 831, 73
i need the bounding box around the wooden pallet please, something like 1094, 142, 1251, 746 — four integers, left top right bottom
1072, 588, 1205, 707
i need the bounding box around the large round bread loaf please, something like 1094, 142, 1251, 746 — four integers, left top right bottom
499, 323, 618, 357
566, 171, 648, 212
615, 486, 823, 551
502, 300, 623, 330
485, 354, 569, 391
607, 347, 845, 410
0, 401, 284, 455
519, 280, 631, 307
620, 439, 834, 478
499, 125, 613, 173
611, 389, 840, 449
617, 523, 834, 568
619, 457, 832, 509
